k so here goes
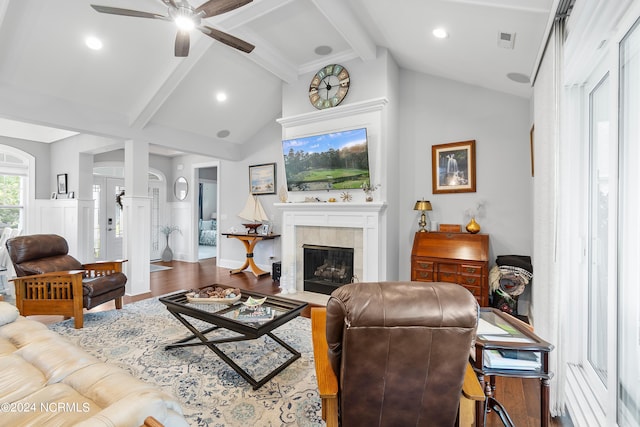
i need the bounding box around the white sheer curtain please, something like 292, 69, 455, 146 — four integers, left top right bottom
531, 20, 568, 416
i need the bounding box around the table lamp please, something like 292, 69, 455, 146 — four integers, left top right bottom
414, 200, 433, 232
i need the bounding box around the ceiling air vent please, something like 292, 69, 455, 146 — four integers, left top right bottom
497, 32, 516, 49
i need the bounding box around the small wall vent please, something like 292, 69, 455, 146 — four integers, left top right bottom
498, 32, 516, 49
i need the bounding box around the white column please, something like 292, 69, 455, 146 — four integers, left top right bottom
123, 140, 151, 295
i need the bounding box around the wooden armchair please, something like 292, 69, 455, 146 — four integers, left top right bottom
7, 234, 127, 329
311, 282, 485, 427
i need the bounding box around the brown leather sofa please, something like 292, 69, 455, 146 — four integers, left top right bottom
6, 234, 127, 328
314, 281, 482, 427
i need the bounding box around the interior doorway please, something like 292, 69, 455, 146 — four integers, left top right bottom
197, 166, 218, 260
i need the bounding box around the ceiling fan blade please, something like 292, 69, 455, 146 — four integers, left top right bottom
175, 30, 190, 57
201, 26, 254, 53
90, 5, 165, 19
196, 0, 253, 19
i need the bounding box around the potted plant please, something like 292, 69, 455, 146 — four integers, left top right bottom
160, 225, 181, 262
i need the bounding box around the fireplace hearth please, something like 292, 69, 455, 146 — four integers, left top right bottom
303, 244, 354, 295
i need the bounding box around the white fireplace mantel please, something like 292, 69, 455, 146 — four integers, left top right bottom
275, 202, 387, 295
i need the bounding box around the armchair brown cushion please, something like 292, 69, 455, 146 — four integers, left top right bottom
325, 281, 479, 427
8, 235, 83, 276
6, 234, 127, 328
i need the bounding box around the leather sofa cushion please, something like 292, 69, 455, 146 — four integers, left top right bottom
6, 234, 70, 264
0, 301, 19, 326
0, 353, 48, 402
17, 255, 84, 276
0, 315, 189, 427
83, 272, 127, 296
0, 383, 100, 426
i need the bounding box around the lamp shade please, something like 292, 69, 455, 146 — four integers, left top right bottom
414, 200, 432, 211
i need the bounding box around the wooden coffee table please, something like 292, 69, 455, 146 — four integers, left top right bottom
160, 287, 307, 389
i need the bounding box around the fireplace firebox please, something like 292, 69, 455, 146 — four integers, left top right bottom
303, 244, 354, 295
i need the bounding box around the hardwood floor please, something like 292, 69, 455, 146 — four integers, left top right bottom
30, 258, 572, 427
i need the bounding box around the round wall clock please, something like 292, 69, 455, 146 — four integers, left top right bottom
308, 64, 350, 110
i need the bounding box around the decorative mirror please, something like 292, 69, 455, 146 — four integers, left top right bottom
174, 176, 188, 200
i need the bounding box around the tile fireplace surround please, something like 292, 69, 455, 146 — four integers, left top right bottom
275, 202, 387, 303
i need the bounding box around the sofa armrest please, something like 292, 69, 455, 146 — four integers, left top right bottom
311, 307, 338, 427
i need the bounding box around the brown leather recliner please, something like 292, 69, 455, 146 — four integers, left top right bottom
6, 234, 127, 329
312, 281, 483, 427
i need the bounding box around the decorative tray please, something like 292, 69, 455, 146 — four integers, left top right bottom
185, 286, 242, 304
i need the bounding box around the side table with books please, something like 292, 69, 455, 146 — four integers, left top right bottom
473, 308, 554, 427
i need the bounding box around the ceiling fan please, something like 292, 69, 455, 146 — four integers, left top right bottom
90, 0, 255, 57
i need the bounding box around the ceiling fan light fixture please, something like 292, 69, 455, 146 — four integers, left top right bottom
175, 15, 195, 31
169, 6, 199, 31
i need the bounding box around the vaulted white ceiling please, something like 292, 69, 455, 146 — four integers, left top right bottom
0, 0, 553, 159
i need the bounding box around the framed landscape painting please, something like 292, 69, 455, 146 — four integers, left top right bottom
249, 163, 276, 195
431, 140, 476, 194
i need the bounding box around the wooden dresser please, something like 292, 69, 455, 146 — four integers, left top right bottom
411, 232, 490, 307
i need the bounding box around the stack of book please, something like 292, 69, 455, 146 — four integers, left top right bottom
233, 305, 275, 323
483, 349, 541, 371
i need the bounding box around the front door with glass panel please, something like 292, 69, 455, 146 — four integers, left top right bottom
93, 176, 124, 261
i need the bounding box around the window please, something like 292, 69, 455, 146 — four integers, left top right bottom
563, 5, 640, 425
93, 183, 101, 258
0, 147, 31, 231
618, 16, 640, 426
587, 75, 609, 385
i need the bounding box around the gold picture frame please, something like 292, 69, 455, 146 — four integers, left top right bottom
431, 140, 476, 194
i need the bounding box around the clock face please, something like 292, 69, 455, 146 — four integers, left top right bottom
309, 64, 350, 110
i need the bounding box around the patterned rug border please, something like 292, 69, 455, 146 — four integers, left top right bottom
49, 298, 322, 427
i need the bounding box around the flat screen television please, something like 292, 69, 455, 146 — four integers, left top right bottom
282, 127, 371, 191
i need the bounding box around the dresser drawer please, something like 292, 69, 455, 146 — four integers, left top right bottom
459, 275, 482, 287
437, 272, 458, 283
438, 263, 459, 274
413, 258, 434, 271
412, 269, 434, 281
460, 264, 483, 276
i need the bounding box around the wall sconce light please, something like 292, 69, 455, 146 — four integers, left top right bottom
413, 200, 433, 232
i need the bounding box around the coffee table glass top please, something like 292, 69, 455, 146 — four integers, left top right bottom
160, 287, 307, 332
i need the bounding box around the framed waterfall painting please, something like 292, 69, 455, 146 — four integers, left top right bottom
431, 140, 476, 194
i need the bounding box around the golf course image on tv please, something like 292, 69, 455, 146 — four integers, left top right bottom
282, 128, 371, 191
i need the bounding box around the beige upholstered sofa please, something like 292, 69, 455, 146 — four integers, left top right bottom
0, 301, 188, 427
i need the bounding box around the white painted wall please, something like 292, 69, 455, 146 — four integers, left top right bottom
397, 69, 533, 284
218, 120, 283, 272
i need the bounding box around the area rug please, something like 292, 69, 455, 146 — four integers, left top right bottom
150, 264, 173, 272
49, 297, 323, 426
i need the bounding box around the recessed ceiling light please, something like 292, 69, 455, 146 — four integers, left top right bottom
217, 130, 230, 138
432, 28, 448, 39
314, 45, 333, 55
85, 36, 103, 50
216, 92, 227, 102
